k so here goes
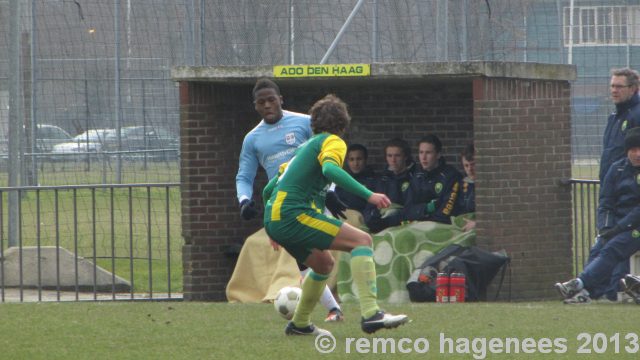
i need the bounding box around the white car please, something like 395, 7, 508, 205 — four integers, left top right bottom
51, 129, 115, 160
50, 128, 114, 159
52, 141, 102, 154
72, 129, 115, 145
50, 141, 102, 162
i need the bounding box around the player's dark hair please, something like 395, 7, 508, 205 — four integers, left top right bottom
461, 143, 475, 162
385, 138, 412, 165
309, 94, 351, 135
348, 143, 368, 159
625, 127, 640, 152
418, 134, 443, 154
252, 78, 281, 99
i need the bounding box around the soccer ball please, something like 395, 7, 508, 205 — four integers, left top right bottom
274, 286, 302, 320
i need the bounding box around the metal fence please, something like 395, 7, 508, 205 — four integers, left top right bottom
570, 178, 599, 276
0, 178, 604, 302
0, 183, 182, 302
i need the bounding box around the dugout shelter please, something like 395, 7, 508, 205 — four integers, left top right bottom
172, 61, 577, 301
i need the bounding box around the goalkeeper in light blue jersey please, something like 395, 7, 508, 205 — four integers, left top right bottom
235, 107, 312, 208
234, 78, 345, 322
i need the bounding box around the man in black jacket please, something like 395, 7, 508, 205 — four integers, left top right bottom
335, 144, 376, 213
363, 138, 414, 233
600, 68, 640, 181
403, 134, 463, 225
598, 68, 640, 299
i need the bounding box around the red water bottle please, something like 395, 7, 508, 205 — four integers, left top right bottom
449, 272, 466, 303
436, 272, 450, 303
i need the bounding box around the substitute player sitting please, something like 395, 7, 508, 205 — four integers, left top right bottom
263, 94, 409, 336
555, 127, 640, 304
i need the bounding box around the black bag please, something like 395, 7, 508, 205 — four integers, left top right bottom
406, 245, 463, 302
406, 245, 510, 302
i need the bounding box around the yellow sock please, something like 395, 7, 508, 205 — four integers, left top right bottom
350, 246, 380, 318
292, 270, 329, 328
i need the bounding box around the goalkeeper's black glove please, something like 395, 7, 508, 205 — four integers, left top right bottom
325, 191, 347, 219
239, 199, 258, 220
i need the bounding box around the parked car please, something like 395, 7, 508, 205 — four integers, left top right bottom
52, 140, 103, 155
72, 129, 115, 145
35, 124, 73, 153
104, 126, 179, 160
49, 128, 115, 161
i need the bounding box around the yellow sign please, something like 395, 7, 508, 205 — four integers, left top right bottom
274, 64, 371, 78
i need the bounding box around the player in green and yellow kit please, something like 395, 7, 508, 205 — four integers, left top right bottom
263, 94, 409, 336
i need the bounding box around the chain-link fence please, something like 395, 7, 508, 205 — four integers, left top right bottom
2, 0, 639, 185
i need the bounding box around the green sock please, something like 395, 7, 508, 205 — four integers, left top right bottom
350, 246, 380, 318
292, 270, 329, 328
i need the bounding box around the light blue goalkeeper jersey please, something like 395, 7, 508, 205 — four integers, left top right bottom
236, 110, 312, 204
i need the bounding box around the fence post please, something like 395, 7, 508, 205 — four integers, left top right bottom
8, 0, 22, 247
200, 0, 205, 65
29, 0, 38, 186
115, 0, 123, 184
184, 0, 195, 65
288, 0, 295, 64
371, 0, 378, 62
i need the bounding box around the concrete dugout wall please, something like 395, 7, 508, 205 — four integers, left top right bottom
172, 62, 577, 301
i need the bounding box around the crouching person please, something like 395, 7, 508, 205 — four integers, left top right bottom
555, 128, 640, 303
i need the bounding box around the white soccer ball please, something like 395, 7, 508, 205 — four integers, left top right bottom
274, 286, 302, 320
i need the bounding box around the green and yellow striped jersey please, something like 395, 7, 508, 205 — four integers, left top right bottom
264, 132, 372, 223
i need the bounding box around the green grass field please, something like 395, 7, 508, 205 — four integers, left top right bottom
0, 160, 181, 186
0, 301, 638, 359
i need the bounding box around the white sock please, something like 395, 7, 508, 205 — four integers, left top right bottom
576, 278, 584, 290
320, 286, 340, 311
299, 269, 340, 311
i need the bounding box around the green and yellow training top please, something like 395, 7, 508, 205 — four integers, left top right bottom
263, 133, 373, 223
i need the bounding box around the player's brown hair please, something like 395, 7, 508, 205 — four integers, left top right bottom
309, 94, 351, 135
461, 143, 475, 162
